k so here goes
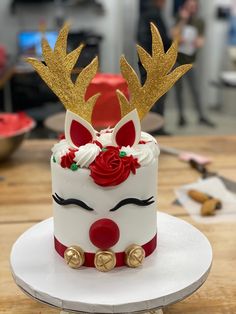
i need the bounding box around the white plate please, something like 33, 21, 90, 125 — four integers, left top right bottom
10, 212, 212, 313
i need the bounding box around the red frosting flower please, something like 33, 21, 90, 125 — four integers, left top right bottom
89, 147, 140, 187
61, 149, 77, 169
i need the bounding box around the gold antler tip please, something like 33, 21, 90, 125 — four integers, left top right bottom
120, 55, 127, 64
41, 37, 48, 46
25, 57, 38, 64
25, 57, 34, 62
150, 22, 157, 31
61, 21, 71, 31
79, 42, 85, 49
116, 89, 125, 97
186, 64, 193, 70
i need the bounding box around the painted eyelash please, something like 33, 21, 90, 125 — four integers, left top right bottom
53, 194, 154, 212
52, 193, 94, 211
109, 196, 155, 212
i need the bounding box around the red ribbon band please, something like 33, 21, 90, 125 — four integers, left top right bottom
54, 234, 157, 267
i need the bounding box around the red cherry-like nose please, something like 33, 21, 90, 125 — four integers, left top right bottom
89, 219, 120, 250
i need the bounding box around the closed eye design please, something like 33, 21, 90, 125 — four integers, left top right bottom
52, 193, 94, 211
109, 196, 155, 212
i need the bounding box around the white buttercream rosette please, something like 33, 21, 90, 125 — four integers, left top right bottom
73, 143, 101, 168
51, 140, 72, 164
121, 142, 160, 167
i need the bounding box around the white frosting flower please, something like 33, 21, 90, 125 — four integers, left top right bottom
144, 142, 160, 158
98, 132, 113, 147
51, 140, 71, 163
121, 141, 160, 167
140, 131, 157, 144
74, 143, 101, 168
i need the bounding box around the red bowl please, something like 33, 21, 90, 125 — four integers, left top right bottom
0, 113, 36, 161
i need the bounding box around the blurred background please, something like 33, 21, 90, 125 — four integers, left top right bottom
0, 0, 236, 140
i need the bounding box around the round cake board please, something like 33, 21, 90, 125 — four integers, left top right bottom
10, 212, 212, 314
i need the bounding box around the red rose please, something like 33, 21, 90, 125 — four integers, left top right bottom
61, 149, 77, 169
89, 147, 140, 187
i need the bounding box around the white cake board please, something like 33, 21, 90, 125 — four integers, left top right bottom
10, 213, 212, 314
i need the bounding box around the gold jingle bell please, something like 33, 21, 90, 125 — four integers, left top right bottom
125, 244, 145, 268
64, 246, 85, 269
94, 250, 116, 272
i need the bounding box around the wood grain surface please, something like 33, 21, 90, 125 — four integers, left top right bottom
0, 136, 236, 314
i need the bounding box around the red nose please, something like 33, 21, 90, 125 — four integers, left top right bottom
89, 219, 120, 250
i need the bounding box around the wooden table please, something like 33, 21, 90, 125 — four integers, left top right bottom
0, 136, 236, 314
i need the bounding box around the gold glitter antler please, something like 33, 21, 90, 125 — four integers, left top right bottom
26, 23, 100, 123
117, 23, 192, 120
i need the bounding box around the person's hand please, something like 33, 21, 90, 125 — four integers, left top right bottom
179, 37, 186, 45
194, 37, 205, 49
179, 8, 190, 21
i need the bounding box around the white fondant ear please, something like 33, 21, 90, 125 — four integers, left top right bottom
112, 109, 141, 147
65, 110, 96, 148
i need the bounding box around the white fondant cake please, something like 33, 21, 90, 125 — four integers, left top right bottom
51, 131, 159, 254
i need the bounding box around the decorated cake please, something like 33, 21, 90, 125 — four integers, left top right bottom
27, 23, 191, 272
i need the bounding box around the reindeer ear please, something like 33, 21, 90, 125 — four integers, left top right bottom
112, 109, 141, 147
65, 110, 96, 148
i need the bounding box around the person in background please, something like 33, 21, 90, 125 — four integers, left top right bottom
172, 0, 215, 127
138, 0, 171, 135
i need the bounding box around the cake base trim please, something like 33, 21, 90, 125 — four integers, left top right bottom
54, 234, 157, 268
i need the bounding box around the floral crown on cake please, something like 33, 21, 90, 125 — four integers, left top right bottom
27, 23, 191, 187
